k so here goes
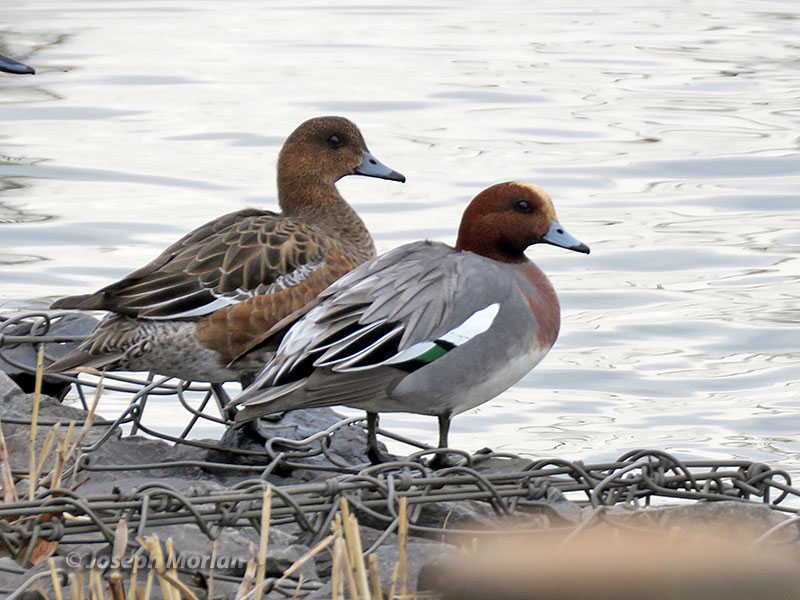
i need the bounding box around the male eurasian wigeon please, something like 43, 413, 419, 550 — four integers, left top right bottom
0, 52, 34, 74
47, 116, 405, 385
229, 181, 589, 464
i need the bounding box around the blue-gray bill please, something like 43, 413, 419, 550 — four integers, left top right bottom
355, 150, 406, 182
541, 220, 590, 254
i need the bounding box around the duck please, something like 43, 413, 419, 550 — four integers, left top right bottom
47, 116, 405, 386
228, 181, 589, 465
0, 52, 34, 74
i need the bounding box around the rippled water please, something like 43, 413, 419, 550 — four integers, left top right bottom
2, 2, 799, 471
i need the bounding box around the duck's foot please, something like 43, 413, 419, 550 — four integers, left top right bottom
426, 450, 464, 470
257, 411, 287, 423
367, 443, 399, 465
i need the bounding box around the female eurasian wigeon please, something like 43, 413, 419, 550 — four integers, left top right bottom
47, 116, 405, 384
0, 52, 34, 74
229, 181, 589, 464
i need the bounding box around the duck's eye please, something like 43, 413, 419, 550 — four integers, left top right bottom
515, 200, 532, 213
327, 135, 342, 149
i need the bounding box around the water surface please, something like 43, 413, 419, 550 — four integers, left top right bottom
2, 1, 799, 472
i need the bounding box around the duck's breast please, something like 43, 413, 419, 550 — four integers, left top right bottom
389, 254, 560, 415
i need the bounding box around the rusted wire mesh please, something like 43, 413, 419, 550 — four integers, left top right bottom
2, 310, 800, 596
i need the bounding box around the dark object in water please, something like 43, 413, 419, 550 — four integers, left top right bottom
0, 52, 35, 75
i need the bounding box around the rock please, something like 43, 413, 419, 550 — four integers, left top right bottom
602, 500, 796, 542
4, 556, 70, 600
212, 408, 383, 481
352, 495, 520, 534
75, 436, 208, 483
471, 454, 535, 473
372, 538, 458, 595
74, 475, 226, 497
313, 525, 458, 595
0, 372, 23, 403
0, 556, 26, 597
140, 523, 318, 582
302, 581, 333, 600
0, 313, 99, 399
414, 498, 505, 530
0, 386, 109, 424
53, 523, 317, 597
0, 394, 114, 475
249, 408, 374, 467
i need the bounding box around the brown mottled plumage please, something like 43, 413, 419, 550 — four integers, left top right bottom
47, 116, 404, 383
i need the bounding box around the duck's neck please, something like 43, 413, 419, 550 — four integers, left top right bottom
455, 224, 530, 264
278, 174, 376, 262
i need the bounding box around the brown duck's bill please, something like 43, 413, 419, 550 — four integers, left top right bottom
541, 220, 590, 254
354, 151, 406, 182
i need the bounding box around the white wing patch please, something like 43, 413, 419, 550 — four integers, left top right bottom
141, 296, 237, 320
439, 302, 500, 346
142, 261, 326, 320
262, 261, 326, 293
369, 302, 500, 369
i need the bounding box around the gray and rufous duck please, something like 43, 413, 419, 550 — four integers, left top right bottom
47, 116, 405, 385
229, 181, 589, 464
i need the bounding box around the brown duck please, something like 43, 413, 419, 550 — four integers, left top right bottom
47, 116, 405, 385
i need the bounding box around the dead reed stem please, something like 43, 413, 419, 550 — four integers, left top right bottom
398, 497, 409, 598
236, 542, 258, 599
0, 418, 18, 503
253, 487, 272, 600
49, 557, 64, 600
28, 344, 45, 502
108, 519, 128, 600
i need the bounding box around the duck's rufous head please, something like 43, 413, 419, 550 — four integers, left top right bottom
455, 181, 589, 263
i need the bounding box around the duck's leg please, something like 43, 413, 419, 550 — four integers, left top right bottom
428, 412, 453, 470
437, 412, 452, 448
212, 382, 238, 421
366, 411, 394, 464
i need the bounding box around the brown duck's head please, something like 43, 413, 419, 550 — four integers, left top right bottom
455, 181, 590, 263
277, 116, 404, 201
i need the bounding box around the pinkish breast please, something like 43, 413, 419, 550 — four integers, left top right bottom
514, 261, 561, 350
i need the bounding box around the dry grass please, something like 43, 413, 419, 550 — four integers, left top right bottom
1, 356, 423, 600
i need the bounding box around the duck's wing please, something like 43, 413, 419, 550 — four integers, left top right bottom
231, 242, 507, 418
51, 209, 333, 319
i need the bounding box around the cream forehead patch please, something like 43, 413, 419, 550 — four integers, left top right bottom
512, 182, 557, 217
